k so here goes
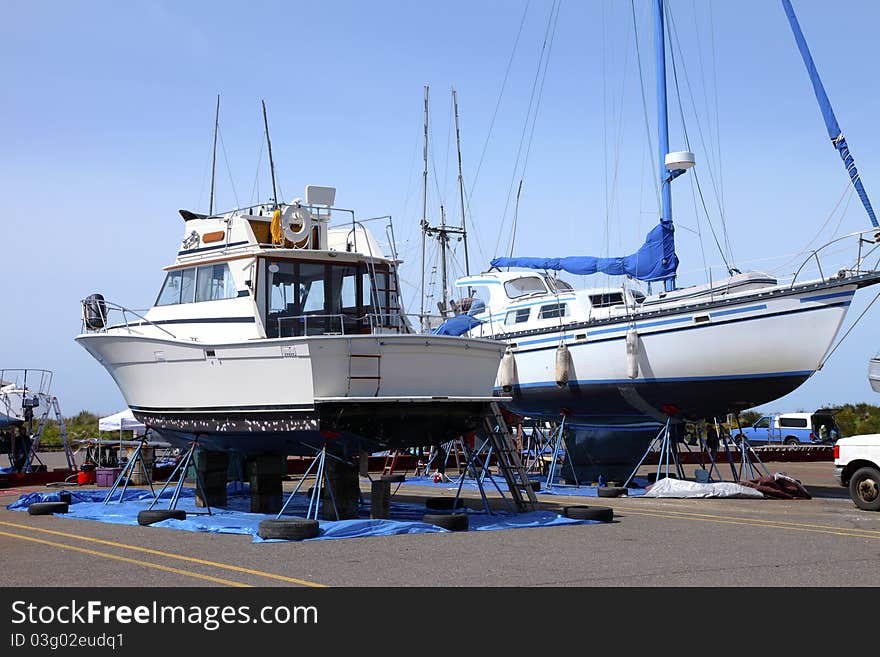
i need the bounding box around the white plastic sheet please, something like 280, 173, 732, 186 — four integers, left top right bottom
642, 478, 764, 499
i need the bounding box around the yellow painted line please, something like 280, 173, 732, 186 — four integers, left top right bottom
611, 503, 880, 536
0, 530, 250, 587
613, 507, 880, 540
0, 520, 326, 588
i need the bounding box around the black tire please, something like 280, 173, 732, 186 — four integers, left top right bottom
783, 437, 799, 446
423, 513, 469, 531
849, 466, 880, 511
562, 505, 614, 522
381, 474, 406, 483
425, 497, 466, 510
597, 486, 626, 498
137, 509, 187, 526
27, 502, 69, 516
258, 518, 320, 541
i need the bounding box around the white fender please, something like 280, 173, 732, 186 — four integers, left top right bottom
626, 329, 640, 379
500, 349, 517, 390
281, 204, 313, 242
555, 343, 570, 387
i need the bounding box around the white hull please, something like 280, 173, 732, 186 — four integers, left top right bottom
492, 281, 859, 422
76, 332, 505, 452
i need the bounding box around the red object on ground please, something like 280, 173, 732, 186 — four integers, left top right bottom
77, 469, 96, 485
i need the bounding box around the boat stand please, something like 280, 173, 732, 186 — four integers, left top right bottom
451, 438, 515, 515
624, 417, 687, 488
102, 439, 156, 504
732, 415, 770, 482
536, 413, 578, 491
276, 444, 340, 521
145, 440, 212, 516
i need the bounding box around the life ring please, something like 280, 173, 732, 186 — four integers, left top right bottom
282, 205, 312, 242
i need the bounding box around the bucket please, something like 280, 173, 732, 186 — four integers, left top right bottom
77, 469, 96, 485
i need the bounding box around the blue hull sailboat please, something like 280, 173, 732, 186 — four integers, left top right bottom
452, 0, 880, 481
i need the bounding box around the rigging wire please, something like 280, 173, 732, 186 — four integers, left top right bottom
817, 289, 880, 371
468, 1, 531, 204
249, 137, 265, 206
496, 0, 561, 259
217, 126, 240, 209
665, 1, 732, 274
666, 1, 733, 265
630, 0, 659, 210
507, 0, 561, 258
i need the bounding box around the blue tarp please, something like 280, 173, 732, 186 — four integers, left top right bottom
6, 483, 600, 542
491, 220, 679, 282
431, 314, 482, 336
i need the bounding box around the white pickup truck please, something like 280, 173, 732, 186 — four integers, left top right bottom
834, 434, 880, 511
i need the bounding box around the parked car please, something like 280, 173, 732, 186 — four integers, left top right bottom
735, 409, 841, 445
834, 434, 880, 511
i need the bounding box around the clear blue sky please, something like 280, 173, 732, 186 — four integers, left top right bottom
2, 0, 879, 417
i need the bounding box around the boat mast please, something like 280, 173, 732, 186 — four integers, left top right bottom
781, 0, 878, 228
655, 0, 676, 292
452, 88, 471, 277
420, 85, 429, 331
209, 94, 220, 216
261, 99, 279, 208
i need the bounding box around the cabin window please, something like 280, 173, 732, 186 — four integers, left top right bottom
779, 417, 808, 428
195, 264, 236, 302
631, 291, 646, 305
546, 277, 573, 293
589, 292, 624, 308
754, 417, 771, 429
505, 308, 531, 325
538, 303, 567, 319
156, 264, 236, 306
156, 270, 183, 306
504, 277, 546, 299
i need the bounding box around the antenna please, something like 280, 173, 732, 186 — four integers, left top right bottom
209, 94, 220, 216
452, 88, 471, 277
261, 99, 279, 207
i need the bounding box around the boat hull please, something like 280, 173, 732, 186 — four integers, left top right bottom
75, 332, 505, 455
494, 279, 866, 481
870, 357, 880, 394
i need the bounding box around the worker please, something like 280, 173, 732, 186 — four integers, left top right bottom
704, 418, 719, 456
818, 424, 829, 443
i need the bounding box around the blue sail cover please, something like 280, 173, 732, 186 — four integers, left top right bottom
491, 220, 679, 282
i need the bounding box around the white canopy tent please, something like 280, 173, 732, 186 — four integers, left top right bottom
98, 409, 146, 434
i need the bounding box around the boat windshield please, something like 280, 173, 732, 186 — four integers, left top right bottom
265, 259, 400, 337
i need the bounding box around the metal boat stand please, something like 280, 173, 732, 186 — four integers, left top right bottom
731, 415, 770, 482
276, 444, 340, 521
102, 438, 156, 505
451, 438, 516, 515
527, 411, 578, 491
145, 439, 212, 516
624, 417, 686, 488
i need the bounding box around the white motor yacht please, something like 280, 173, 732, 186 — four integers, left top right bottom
76, 186, 506, 456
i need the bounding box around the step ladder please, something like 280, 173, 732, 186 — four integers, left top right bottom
482, 402, 537, 512
24, 396, 76, 473
381, 450, 400, 476
347, 338, 382, 397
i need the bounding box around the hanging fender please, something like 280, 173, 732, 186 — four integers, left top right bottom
281, 204, 312, 242
626, 329, 640, 379
499, 349, 517, 391
555, 343, 570, 387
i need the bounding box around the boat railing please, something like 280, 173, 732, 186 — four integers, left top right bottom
275, 312, 417, 337
0, 369, 53, 395
789, 228, 880, 288
80, 299, 177, 339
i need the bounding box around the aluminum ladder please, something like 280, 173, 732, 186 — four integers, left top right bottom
482, 402, 538, 512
